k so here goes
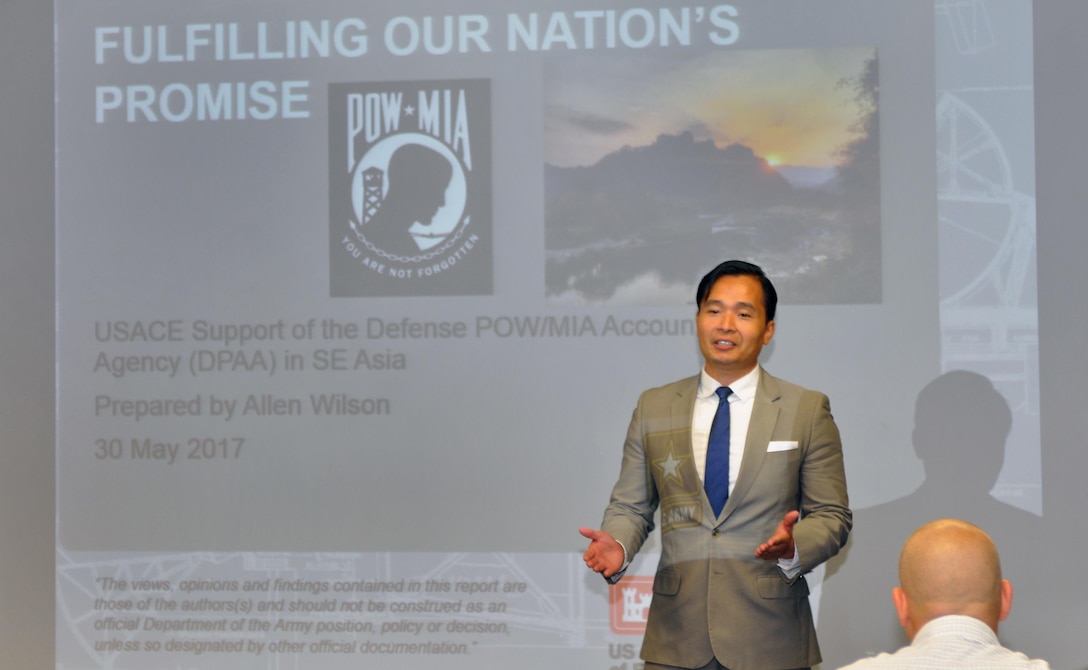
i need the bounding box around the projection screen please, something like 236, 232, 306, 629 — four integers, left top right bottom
25, 0, 1078, 668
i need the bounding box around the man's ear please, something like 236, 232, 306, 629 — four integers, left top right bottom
999, 579, 1013, 622
892, 587, 913, 635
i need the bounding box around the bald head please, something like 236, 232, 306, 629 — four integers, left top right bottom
893, 519, 1012, 639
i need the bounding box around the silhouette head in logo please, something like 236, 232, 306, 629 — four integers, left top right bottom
817, 370, 1044, 667
364, 143, 453, 257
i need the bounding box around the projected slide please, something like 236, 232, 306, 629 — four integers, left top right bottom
55, 2, 1039, 668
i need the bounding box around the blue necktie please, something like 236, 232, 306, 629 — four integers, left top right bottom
704, 386, 732, 517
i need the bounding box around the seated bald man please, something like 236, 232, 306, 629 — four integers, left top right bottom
837, 518, 1049, 669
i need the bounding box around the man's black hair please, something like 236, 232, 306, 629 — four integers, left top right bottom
695, 260, 778, 321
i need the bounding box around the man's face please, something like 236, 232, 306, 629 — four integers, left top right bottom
696, 274, 775, 385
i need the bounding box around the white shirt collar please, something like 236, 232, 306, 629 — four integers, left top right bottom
913, 614, 1001, 646
698, 365, 760, 402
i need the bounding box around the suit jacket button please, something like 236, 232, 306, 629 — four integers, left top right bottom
711, 529, 719, 536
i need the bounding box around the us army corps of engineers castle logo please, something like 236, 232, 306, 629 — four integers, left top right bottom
329, 79, 492, 297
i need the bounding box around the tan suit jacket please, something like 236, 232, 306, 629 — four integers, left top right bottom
601, 368, 851, 670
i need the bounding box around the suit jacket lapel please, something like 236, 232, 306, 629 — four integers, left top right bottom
670, 377, 702, 490
657, 376, 709, 506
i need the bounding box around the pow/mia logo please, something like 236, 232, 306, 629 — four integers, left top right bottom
329, 79, 492, 297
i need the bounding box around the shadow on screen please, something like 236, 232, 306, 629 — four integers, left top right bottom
816, 370, 1044, 668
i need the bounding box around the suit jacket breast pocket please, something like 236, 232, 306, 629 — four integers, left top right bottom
764, 446, 802, 485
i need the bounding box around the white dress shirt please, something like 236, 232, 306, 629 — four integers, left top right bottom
693, 365, 760, 489
836, 615, 1051, 670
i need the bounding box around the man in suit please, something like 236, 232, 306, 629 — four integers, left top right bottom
580, 259, 851, 670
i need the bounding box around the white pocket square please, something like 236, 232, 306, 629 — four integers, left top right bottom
767, 440, 799, 452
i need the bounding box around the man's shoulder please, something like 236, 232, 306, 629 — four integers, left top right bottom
639, 375, 699, 400
835, 658, 912, 670
831, 649, 912, 670
634, 370, 832, 403
834, 648, 1050, 670
758, 369, 833, 403
834, 659, 883, 670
